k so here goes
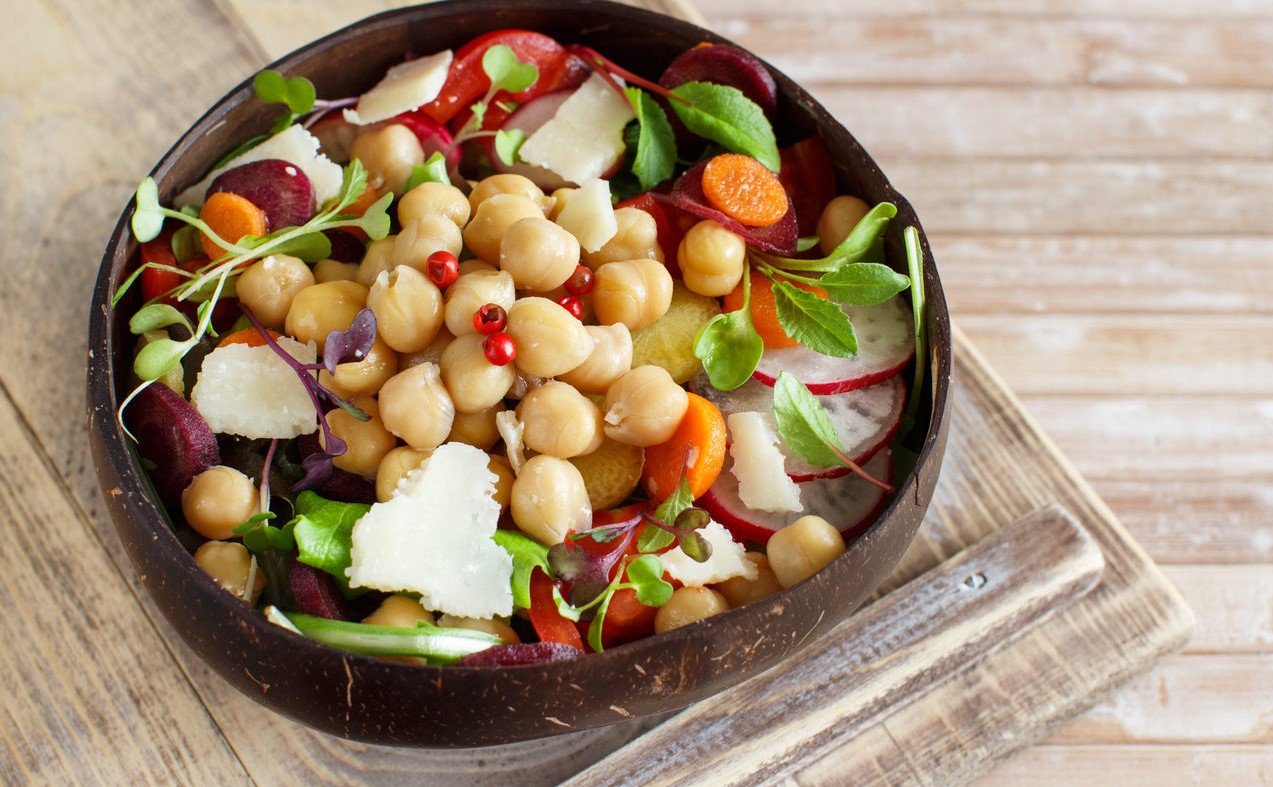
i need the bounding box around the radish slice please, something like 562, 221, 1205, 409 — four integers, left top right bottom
489, 89, 575, 191
700, 451, 892, 546
752, 296, 915, 394
691, 373, 904, 481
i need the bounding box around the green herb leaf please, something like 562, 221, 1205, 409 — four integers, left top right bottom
640, 477, 696, 553
694, 310, 764, 391
351, 192, 394, 240
482, 44, 539, 94
130, 178, 164, 242
334, 159, 370, 214
234, 513, 295, 554
772, 280, 858, 357
291, 491, 370, 595
129, 303, 192, 336
133, 337, 190, 382
171, 224, 202, 263
772, 371, 845, 468
493, 128, 526, 166
795, 236, 820, 253
492, 530, 550, 610
586, 589, 616, 653
625, 555, 674, 607
281, 612, 500, 664
818, 262, 910, 306
899, 226, 927, 436
403, 151, 450, 193
253, 70, 316, 115
624, 87, 677, 191
676, 529, 713, 563
263, 231, 332, 262
766, 202, 898, 274
668, 82, 780, 171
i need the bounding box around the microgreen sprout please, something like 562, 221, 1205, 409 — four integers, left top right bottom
446, 45, 540, 160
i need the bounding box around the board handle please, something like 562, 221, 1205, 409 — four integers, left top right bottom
563, 503, 1104, 786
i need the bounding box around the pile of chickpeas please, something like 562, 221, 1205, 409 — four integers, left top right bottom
182, 120, 861, 642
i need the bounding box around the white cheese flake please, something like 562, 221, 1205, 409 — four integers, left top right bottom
661, 521, 757, 586
346, 443, 513, 619
343, 50, 453, 126
496, 410, 526, 474
191, 338, 318, 439
519, 73, 634, 185
556, 178, 617, 252
727, 411, 804, 513
175, 124, 343, 207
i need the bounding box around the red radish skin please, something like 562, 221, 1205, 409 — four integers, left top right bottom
752, 296, 915, 394
390, 109, 461, 170
126, 384, 220, 506
287, 559, 350, 620
457, 642, 582, 667
660, 44, 778, 115
208, 159, 315, 231
486, 89, 575, 190
700, 451, 892, 546
690, 373, 904, 481
667, 161, 798, 254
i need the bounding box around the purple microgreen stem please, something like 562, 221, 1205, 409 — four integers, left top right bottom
301, 96, 358, 130
259, 438, 278, 515
567, 45, 689, 105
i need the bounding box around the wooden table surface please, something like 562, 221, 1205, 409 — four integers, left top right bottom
4, 0, 1271, 783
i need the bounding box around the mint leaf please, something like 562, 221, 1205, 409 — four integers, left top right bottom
404, 151, 450, 192
624, 555, 673, 607
134, 337, 190, 382
482, 44, 539, 94
669, 82, 779, 171
493, 530, 550, 610
494, 128, 526, 166
624, 88, 676, 191
292, 491, 370, 595
769, 202, 898, 273
129, 303, 192, 336
130, 178, 164, 242
818, 262, 910, 306
772, 371, 845, 468
772, 281, 858, 357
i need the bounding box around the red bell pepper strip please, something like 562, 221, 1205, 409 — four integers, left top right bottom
139, 233, 181, 304
529, 567, 585, 650
778, 136, 838, 238
419, 30, 570, 125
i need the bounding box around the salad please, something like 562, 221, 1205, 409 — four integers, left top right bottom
115, 29, 926, 667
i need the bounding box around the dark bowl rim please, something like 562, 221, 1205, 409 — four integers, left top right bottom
87, 0, 952, 682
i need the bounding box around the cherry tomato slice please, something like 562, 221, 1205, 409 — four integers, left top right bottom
528, 567, 585, 650
421, 30, 569, 125
139, 233, 181, 304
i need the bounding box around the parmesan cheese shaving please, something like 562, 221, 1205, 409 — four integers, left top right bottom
660, 521, 757, 586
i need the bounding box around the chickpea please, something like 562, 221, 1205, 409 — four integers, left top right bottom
444, 269, 516, 337
602, 365, 689, 447
236, 254, 315, 328
462, 193, 543, 263
439, 333, 516, 413
181, 466, 258, 541
582, 207, 663, 269
448, 402, 505, 449
377, 362, 456, 451
399, 329, 453, 368
499, 217, 581, 291
510, 455, 592, 545
350, 124, 424, 195
367, 266, 444, 353
354, 237, 397, 288
468, 173, 548, 215
392, 214, 463, 270
364, 595, 435, 628
488, 454, 514, 511
375, 445, 432, 502
321, 397, 396, 478
558, 324, 633, 394
193, 541, 265, 604
547, 187, 575, 220
516, 381, 603, 458
459, 259, 497, 275
654, 587, 729, 634
767, 515, 846, 588
313, 258, 359, 283
437, 614, 521, 645
817, 195, 871, 256
593, 258, 674, 330
505, 297, 593, 378
318, 335, 398, 397
398, 181, 471, 230
714, 553, 783, 608
677, 220, 746, 297
285, 280, 368, 352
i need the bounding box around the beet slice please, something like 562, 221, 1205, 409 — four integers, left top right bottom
287, 559, 350, 620
752, 296, 915, 394
324, 230, 366, 264
701, 451, 892, 546
457, 642, 583, 667
691, 374, 904, 481
660, 43, 778, 115
666, 161, 798, 254
293, 432, 377, 503
125, 384, 220, 506
208, 159, 316, 231
779, 137, 838, 237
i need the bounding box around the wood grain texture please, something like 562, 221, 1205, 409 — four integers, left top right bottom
975, 745, 1273, 786
697, 0, 1273, 20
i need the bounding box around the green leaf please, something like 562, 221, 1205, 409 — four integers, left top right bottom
403, 151, 450, 192
693, 311, 764, 391
265, 231, 332, 262
637, 524, 674, 554
129, 303, 192, 336
130, 178, 164, 242
133, 337, 190, 382
493, 128, 526, 166
640, 477, 695, 553
772, 280, 858, 357
482, 44, 539, 94
234, 513, 295, 554
772, 371, 845, 468
768, 202, 898, 273
291, 491, 370, 595
624, 88, 677, 191
586, 589, 615, 653
492, 530, 550, 610
334, 159, 370, 214
817, 262, 910, 306
282, 613, 500, 664
899, 226, 928, 436
253, 70, 315, 115
795, 236, 820, 253
624, 555, 674, 607
171, 224, 202, 263
668, 82, 780, 171
352, 192, 394, 240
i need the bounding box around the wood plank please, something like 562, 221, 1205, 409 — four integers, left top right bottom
699, 0, 1273, 20
562, 507, 1105, 786
973, 744, 1273, 786
955, 315, 1273, 397
1165, 566, 1273, 654
1045, 654, 1273, 744
0, 384, 248, 784
931, 235, 1273, 316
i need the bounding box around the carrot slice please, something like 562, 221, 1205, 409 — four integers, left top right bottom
722, 270, 827, 350
642, 393, 727, 501
701, 153, 789, 228
217, 327, 280, 348
199, 192, 268, 259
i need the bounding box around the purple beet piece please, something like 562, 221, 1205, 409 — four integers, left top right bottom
293, 432, 377, 503
458, 642, 583, 667
287, 559, 350, 620
660, 44, 779, 115
125, 384, 220, 506
665, 160, 798, 254
208, 159, 315, 231
324, 230, 366, 264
